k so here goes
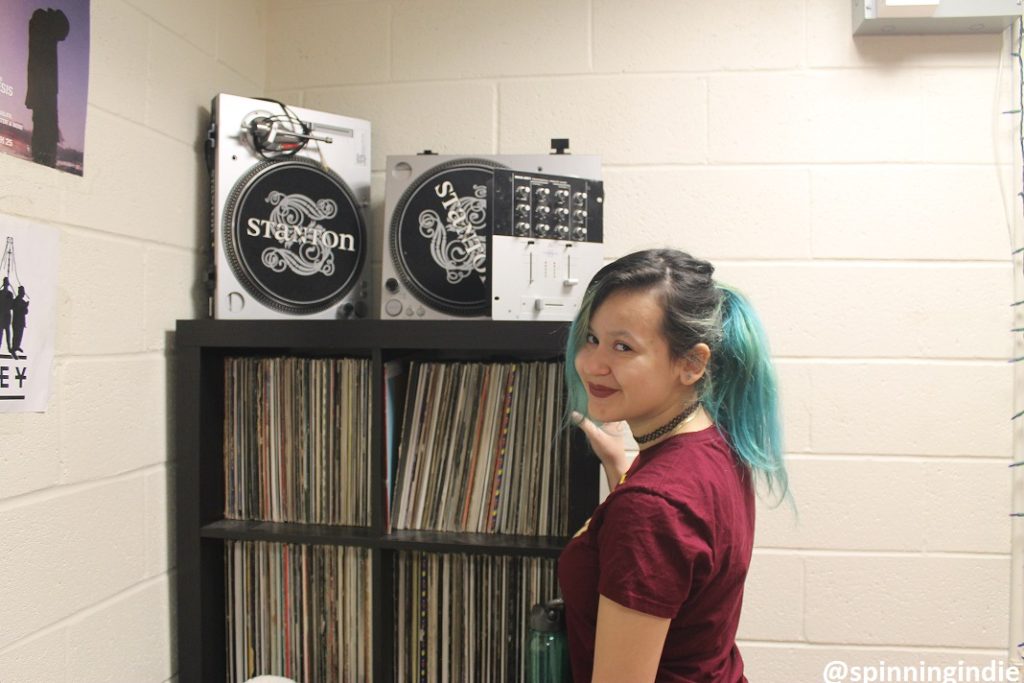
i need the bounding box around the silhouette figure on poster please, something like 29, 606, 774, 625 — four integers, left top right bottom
0, 277, 13, 356
25, 8, 70, 168
11, 286, 29, 359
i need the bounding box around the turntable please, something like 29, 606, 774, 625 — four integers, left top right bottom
380, 151, 604, 321
206, 93, 372, 319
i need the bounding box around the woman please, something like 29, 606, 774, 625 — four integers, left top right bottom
558, 249, 788, 683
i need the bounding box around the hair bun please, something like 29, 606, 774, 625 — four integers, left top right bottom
691, 259, 714, 277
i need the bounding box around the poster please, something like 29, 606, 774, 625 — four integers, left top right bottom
0, 214, 58, 412
0, 0, 90, 175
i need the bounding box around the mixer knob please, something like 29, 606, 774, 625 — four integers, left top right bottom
535, 222, 552, 236
515, 185, 531, 201
555, 223, 570, 239
534, 186, 551, 201
534, 205, 551, 219
515, 221, 531, 236
573, 191, 587, 207
515, 203, 531, 218
573, 209, 587, 223
555, 207, 570, 224
555, 189, 570, 205
573, 226, 587, 240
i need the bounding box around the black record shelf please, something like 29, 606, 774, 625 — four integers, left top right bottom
174, 319, 599, 683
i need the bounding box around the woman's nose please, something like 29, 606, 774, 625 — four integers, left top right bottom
577, 346, 609, 376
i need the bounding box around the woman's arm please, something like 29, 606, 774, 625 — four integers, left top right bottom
591, 594, 671, 683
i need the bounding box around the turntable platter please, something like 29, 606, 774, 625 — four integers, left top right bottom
222, 157, 368, 314
388, 158, 507, 317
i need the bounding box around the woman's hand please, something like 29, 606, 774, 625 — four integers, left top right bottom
571, 412, 631, 492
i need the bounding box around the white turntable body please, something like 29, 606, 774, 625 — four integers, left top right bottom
380, 153, 603, 322
210, 93, 372, 319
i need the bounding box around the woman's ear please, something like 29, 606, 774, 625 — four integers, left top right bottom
679, 343, 711, 386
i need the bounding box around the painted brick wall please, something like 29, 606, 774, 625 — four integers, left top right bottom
264, 1, 1016, 680
0, 1, 267, 681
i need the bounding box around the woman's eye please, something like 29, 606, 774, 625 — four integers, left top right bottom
585, 333, 598, 345
614, 342, 632, 352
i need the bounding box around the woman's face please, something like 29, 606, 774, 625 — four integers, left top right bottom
574, 288, 691, 434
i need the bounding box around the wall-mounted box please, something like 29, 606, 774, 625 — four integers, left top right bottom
853, 0, 1019, 35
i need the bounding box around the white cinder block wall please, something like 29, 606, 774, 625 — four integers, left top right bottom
0, 1, 268, 681
0, 0, 1015, 681
264, 1, 1016, 681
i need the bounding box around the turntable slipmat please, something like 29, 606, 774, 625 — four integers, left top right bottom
389, 158, 507, 317
223, 157, 367, 314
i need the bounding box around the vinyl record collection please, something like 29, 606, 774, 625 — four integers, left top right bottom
390, 360, 570, 536
226, 540, 372, 683
224, 356, 372, 526
395, 551, 559, 683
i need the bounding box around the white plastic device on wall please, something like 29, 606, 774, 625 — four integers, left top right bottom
876, 0, 940, 18
853, 0, 1019, 35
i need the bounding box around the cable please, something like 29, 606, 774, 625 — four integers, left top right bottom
1017, 19, 1023, 250
247, 97, 313, 160
996, 21, 1015, 243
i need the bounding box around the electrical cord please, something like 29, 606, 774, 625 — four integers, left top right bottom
248, 97, 313, 160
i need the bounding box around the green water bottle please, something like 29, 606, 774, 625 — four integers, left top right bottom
528, 597, 570, 683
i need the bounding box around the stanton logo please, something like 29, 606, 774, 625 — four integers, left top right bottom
418, 181, 488, 284
246, 217, 355, 252
247, 191, 355, 277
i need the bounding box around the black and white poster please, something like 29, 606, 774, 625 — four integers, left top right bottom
0, 0, 90, 175
0, 214, 58, 412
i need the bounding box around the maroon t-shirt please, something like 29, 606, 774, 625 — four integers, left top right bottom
558, 425, 755, 683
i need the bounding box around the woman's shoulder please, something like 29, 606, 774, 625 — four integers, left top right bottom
633, 426, 738, 481
617, 427, 749, 512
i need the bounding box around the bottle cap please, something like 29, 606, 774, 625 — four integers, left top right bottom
529, 597, 566, 633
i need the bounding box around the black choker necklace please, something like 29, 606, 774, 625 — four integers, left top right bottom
634, 401, 702, 444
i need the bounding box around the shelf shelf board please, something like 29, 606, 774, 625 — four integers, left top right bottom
176, 319, 569, 354
200, 520, 570, 557
380, 528, 569, 557
201, 519, 379, 548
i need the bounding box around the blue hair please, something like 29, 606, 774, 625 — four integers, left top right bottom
565, 249, 789, 502
565, 285, 597, 428
702, 284, 788, 500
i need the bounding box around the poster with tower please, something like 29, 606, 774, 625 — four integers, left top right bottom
0, 0, 90, 175
0, 214, 57, 412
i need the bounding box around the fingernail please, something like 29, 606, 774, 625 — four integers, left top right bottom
570, 411, 584, 425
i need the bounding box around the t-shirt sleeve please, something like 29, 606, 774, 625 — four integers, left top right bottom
596, 489, 712, 619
